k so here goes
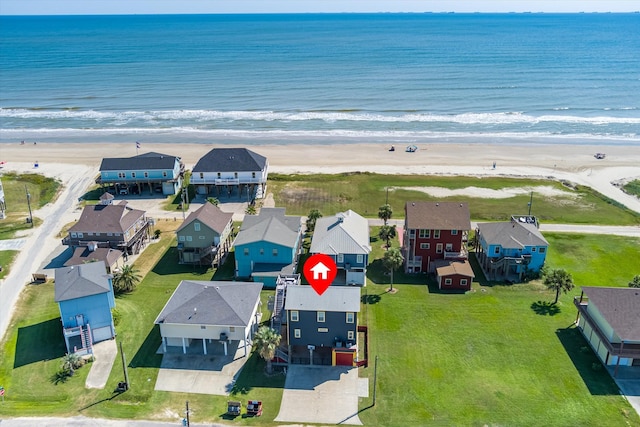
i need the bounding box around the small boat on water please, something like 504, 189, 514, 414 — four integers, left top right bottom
406, 145, 418, 153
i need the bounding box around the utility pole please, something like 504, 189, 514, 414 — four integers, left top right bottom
372, 355, 379, 406
185, 400, 190, 426
25, 185, 33, 227
527, 191, 533, 216
119, 341, 130, 390
181, 186, 187, 220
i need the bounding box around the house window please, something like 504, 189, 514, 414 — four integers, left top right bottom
290, 310, 299, 322
294, 329, 301, 338
444, 278, 452, 285
347, 331, 355, 340
163, 171, 167, 178
420, 243, 430, 250
200, 325, 206, 330
419, 229, 430, 238
199, 236, 205, 240
445, 243, 453, 251
539, 247, 546, 253
71, 232, 77, 238
77, 232, 83, 238
317, 311, 326, 323
272, 248, 278, 256
200, 172, 204, 179
194, 223, 200, 232
114, 233, 120, 237
346, 312, 354, 323
460, 279, 468, 286
532, 247, 537, 252
94, 232, 101, 237
87, 232, 93, 236
494, 246, 501, 254
260, 248, 264, 255
356, 254, 363, 264
244, 248, 249, 256
337, 254, 344, 263
436, 243, 443, 253
131, 172, 136, 178
409, 229, 415, 237
318, 328, 329, 333
452, 229, 458, 235
434, 230, 441, 239
229, 327, 235, 332
252, 172, 256, 179
144, 172, 149, 178
186, 236, 192, 242
118, 172, 125, 178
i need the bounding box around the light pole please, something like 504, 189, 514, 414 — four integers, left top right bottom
25, 185, 33, 227
527, 191, 533, 216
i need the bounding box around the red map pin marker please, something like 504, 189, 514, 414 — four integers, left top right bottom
303, 254, 337, 296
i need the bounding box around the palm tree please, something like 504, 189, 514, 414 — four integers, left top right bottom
378, 225, 397, 249
253, 326, 281, 374
207, 197, 219, 206
378, 204, 393, 226
629, 275, 640, 288
61, 352, 83, 376
113, 264, 141, 294
306, 209, 323, 233
543, 268, 574, 304
383, 247, 404, 291
245, 205, 257, 215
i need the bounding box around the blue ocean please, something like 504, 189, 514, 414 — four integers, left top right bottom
0, 13, 639, 146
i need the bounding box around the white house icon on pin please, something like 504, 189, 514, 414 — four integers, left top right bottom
310, 261, 331, 280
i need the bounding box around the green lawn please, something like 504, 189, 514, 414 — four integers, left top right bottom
0, 250, 18, 279
267, 173, 640, 225
623, 179, 640, 198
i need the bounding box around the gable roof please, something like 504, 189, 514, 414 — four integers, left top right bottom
476, 221, 548, 248
54, 261, 111, 302
285, 285, 361, 313
64, 247, 123, 268
69, 203, 145, 234
581, 287, 640, 341
176, 203, 233, 234
405, 201, 471, 230
434, 260, 475, 278
192, 148, 267, 173
154, 281, 263, 327
310, 210, 371, 255
234, 208, 301, 247
100, 152, 179, 171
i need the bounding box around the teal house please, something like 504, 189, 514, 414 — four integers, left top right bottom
54, 261, 116, 356
234, 208, 302, 288
474, 218, 548, 282
98, 152, 184, 195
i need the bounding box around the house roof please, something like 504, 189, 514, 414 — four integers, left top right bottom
99, 152, 179, 171
154, 281, 263, 327
54, 261, 111, 302
285, 285, 361, 313
176, 203, 233, 234
581, 287, 640, 342
192, 148, 267, 173
476, 221, 548, 248
64, 247, 123, 268
99, 192, 115, 201
405, 201, 471, 230
310, 210, 371, 255
234, 208, 301, 247
69, 203, 146, 234
434, 260, 475, 278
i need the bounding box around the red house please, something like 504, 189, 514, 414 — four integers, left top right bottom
403, 201, 471, 274
433, 260, 475, 291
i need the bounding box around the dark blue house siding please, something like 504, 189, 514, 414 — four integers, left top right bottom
288, 310, 357, 348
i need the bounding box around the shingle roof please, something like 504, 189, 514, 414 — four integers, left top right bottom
581, 287, 640, 341
310, 210, 371, 255
405, 201, 471, 230
64, 247, 123, 268
100, 152, 179, 171
285, 285, 361, 313
154, 281, 263, 327
54, 261, 111, 302
69, 203, 146, 234
476, 221, 548, 248
234, 208, 301, 247
434, 260, 475, 278
176, 203, 233, 234
192, 148, 267, 173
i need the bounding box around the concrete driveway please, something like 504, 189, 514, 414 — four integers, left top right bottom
275, 365, 368, 425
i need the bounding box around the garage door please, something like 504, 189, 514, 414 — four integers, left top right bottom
335, 351, 354, 366
92, 326, 113, 343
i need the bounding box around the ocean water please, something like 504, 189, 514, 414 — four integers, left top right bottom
0, 13, 639, 146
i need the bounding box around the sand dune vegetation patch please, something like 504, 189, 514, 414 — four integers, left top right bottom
399, 185, 578, 199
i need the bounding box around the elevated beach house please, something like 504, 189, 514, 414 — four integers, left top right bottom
285, 285, 361, 366
154, 281, 263, 358
191, 147, 268, 199
176, 203, 234, 266
309, 209, 371, 286
54, 261, 116, 356
234, 208, 302, 287
574, 287, 640, 376
403, 201, 471, 274
98, 152, 184, 195
63, 196, 150, 257
474, 217, 548, 282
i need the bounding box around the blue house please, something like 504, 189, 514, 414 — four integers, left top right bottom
234, 208, 302, 288
54, 261, 116, 355
310, 210, 371, 286
285, 285, 361, 366
98, 152, 184, 195
474, 218, 549, 282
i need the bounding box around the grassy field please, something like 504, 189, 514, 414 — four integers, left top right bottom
0, 250, 18, 280
267, 173, 640, 225
623, 179, 640, 198
0, 172, 61, 240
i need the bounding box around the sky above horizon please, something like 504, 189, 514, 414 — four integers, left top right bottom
1, 0, 638, 15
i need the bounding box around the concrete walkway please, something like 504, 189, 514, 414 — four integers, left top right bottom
85, 339, 118, 389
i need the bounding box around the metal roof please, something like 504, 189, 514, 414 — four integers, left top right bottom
310, 210, 371, 255
285, 285, 361, 313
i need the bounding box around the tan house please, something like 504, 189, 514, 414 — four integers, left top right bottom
176, 203, 233, 266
